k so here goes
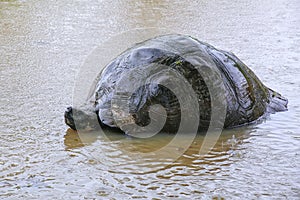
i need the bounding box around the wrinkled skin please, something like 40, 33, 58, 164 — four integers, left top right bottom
65, 34, 288, 133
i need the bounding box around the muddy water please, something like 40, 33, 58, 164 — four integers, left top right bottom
0, 0, 299, 199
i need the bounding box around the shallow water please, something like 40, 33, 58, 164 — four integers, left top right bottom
0, 0, 300, 199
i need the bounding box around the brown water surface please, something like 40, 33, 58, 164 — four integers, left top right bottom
0, 0, 299, 199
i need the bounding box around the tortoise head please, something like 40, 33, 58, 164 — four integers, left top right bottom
64, 106, 100, 131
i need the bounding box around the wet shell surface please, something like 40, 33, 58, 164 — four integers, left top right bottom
65, 34, 288, 133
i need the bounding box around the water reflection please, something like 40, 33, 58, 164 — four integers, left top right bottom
1, 0, 299, 198
64, 127, 253, 175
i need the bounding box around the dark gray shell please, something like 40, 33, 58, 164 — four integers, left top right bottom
65, 34, 288, 133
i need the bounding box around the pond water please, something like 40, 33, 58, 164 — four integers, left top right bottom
0, 0, 299, 199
